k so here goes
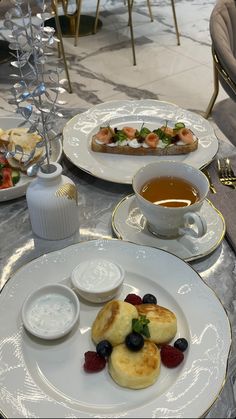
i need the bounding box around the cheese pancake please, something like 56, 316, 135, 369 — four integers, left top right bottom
108, 341, 161, 389
136, 304, 177, 344
92, 300, 138, 347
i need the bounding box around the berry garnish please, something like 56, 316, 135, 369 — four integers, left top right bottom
124, 293, 142, 305
83, 351, 106, 373
96, 340, 113, 358
142, 293, 157, 304
174, 338, 188, 352
160, 345, 184, 368
125, 332, 144, 351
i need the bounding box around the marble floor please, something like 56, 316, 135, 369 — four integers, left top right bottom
0, 0, 235, 145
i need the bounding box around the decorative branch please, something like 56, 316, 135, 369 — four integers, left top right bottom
4, 0, 66, 173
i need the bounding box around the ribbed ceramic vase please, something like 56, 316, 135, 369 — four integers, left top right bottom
26, 163, 79, 240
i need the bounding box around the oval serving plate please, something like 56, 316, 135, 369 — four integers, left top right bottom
0, 239, 231, 418
63, 100, 219, 184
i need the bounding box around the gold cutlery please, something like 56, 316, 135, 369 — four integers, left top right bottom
203, 169, 216, 194
217, 158, 236, 189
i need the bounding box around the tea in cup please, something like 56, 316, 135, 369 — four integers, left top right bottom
132, 161, 209, 238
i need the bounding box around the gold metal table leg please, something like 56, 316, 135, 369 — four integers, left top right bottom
53, 6, 73, 94
93, 0, 101, 34
171, 0, 180, 46
74, 0, 83, 46
127, 0, 136, 66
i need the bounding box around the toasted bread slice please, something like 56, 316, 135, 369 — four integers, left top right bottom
91, 135, 198, 156
108, 341, 161, 389
136, 304, 177, 344
3, 128, 44, 172
92, 300, 138, 347
8, 128, 43, 161
0, 129, 10, 149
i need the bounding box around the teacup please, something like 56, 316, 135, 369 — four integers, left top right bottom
132, 161, 209, 239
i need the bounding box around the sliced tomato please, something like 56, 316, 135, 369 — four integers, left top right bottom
0, 154, 8, 169
0, 167, 13, 189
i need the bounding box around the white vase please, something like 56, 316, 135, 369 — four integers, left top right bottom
26, 163, 79, 240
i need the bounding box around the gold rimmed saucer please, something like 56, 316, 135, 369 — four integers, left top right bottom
112, 194, 226, 262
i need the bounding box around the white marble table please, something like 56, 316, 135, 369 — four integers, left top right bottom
0, 119, 235, 418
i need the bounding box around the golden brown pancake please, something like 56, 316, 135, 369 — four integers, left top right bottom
92, 300, 138, 347
108, 341, 161, 389
136, 304, 177, 344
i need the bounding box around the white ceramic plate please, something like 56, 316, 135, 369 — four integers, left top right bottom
0, 115, 62, 201
63, 100, 219, 184
112, 195, 226, 262
0, 239, 231, 418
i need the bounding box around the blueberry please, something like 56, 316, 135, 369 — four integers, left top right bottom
174, 338, 188, 352
142, 293, 157, 304
96, 340, 113, 358
125, 332, 144, 352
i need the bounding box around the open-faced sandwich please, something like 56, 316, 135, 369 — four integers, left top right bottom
91, 121, 198, 156
0, 127, 43, 189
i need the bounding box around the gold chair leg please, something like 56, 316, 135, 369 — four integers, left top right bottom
171, 0, 180, 46
127, 0, 136, 66
127, 0, 134, 26
53, 3, 73, 93
147, 0, 154, 22
128, 0, 153, 26
205, 62, 219, 119
74, 0, 83, 46
93, 0, 101, 34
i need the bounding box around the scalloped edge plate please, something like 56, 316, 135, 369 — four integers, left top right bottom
63, 100, 219, 184
0, 239, 231, 418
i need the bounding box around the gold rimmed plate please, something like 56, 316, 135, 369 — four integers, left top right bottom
112, 194, 226, 262
0, 239, 231, 418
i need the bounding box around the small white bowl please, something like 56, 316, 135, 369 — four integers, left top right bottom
22, 284, 80, 340
71, 258, 124, 303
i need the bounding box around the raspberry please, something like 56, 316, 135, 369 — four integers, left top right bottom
124, 293, 142, 305
160, 345, 184, 368
83, 351, 106, 373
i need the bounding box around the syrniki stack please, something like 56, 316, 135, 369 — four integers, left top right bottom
108, 341, 161, 389
136, 304, 177, 344
92, 300, 138, 346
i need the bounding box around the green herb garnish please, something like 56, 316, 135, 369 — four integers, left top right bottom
139, 127, 151, 138
153, 128, 172, 145
114, 130, 128, 143
132, 315, 150, 338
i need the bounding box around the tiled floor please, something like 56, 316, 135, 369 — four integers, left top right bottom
0, 0, 235, 144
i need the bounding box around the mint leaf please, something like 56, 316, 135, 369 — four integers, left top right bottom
132, 318, 143, 334
143, 324, 150, 338
132, 315, 150, 337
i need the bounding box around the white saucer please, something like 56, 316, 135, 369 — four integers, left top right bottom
112, 194, 226, 262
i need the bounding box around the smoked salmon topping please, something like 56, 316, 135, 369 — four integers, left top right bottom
122, 127, 137, 139
95, 127, 114, 144
177, 128, 194, 144
145, 133, 159, 148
